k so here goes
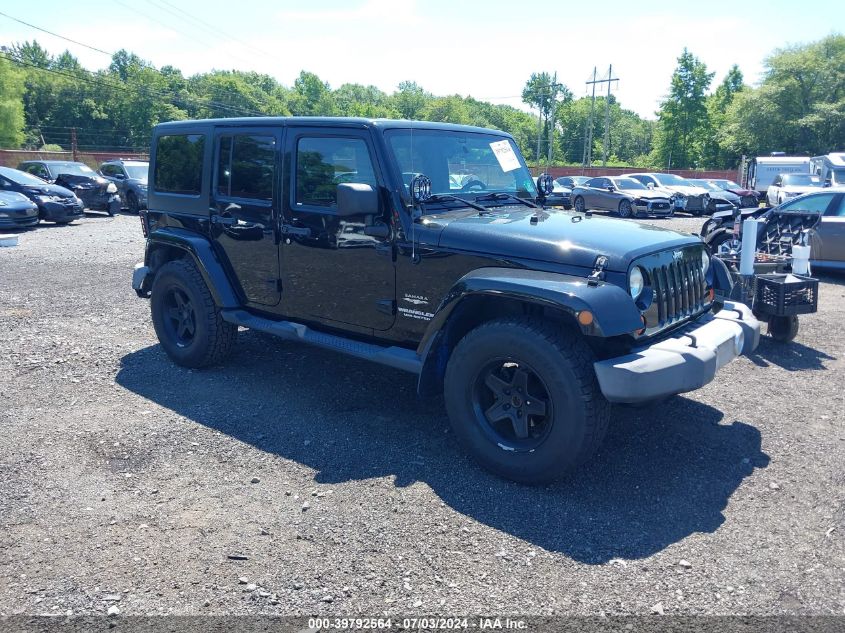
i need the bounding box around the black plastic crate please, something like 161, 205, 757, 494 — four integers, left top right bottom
754, 273, 819, 316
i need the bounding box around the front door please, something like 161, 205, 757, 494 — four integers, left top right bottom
210, 129, 281, 306
279, 127, 395, 331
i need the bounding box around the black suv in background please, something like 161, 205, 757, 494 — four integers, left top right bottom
17, 160, 120, 215
0, 165, 83, 224
99, 159, 149, 213
132, 117, 760, 484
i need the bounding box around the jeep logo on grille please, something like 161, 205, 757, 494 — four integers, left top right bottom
673, 250, 684, 261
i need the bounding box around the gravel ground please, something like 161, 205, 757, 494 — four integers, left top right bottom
0, 210, 843, 618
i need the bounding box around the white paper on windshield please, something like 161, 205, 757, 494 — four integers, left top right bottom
490, 140, 521, 172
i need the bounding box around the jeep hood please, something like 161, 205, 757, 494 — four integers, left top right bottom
422, 207, 700, 272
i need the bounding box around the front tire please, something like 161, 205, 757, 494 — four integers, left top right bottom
618, 199, 633, 218
151, 259, 237, 368
127, 191, 140, 214
573, 196, 585, 213
443, 318, 610, 484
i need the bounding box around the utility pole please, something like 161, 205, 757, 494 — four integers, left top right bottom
547, 72, 558, 165
582, 67, 597, 169
601, 64, 619, 167
71, 127, 78, 161
584, 65, 619, 168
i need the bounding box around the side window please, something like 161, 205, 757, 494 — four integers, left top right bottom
780, 193, 836, 213
824, 195, 845, 217
215, 135, 275, 200
584, 178, 601, 188
101, 164, 114, 177
773, 175, 781, 187
295, 136, 376, 208
154, 134, 205, 195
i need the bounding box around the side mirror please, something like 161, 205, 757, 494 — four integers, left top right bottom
536, 173, 553, 197
336, 183, 378, 217
607, 185, 615, 192
647, 182, 655, 190
114, 173, 126, 180
824, 179, 832, 188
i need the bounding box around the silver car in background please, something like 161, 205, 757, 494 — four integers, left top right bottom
571, 176, 674, 218
628, 172, 711, 215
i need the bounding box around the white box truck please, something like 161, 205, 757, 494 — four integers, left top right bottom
745, 155, 811, 196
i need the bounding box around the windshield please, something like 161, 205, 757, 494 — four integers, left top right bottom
124, 164, 149, 179
782, 174, 821, 186
653, 173, 693, 187
613, 177, 647, 190
53, 162, 95, 177
384, 129, 537, 204
2, 168, 48, 185
691, 180, 722, 192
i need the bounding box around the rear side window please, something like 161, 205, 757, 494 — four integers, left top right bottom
154, 134, 205, 195
216, 135, 275, 200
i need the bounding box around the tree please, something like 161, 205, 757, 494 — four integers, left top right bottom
722, 34, 845, 157
701, 65, 745, 168
391, 81, 430, 120
0, 55, 25, 147
289, 71, 335, 116
651, 49, 714, 169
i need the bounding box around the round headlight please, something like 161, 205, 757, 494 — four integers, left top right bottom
629, 266, 644, 299
106, 182, 117, 193
701, 250, 710, 274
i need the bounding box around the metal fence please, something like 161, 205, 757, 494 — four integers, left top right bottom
0, 149, 149, 170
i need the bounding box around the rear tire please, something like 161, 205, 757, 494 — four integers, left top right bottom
443, 318, 610, 484
151, 259, 237, 368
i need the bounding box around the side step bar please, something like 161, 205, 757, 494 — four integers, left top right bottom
221, 309, 422, 374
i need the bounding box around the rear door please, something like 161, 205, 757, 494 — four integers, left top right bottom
815, 193, 845, 264
210, 128, 282, 307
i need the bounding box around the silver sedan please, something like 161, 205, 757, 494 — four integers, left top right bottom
571, 176, 674, 218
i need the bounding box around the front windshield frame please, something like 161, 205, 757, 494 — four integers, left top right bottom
653, 173, 693, 187
383, 128, 537, 210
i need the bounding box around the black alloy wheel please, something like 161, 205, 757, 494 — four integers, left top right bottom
472, 359, 553, 452
162, 287, 197, 348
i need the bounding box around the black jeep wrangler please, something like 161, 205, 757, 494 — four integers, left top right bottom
132, 117, 760, 484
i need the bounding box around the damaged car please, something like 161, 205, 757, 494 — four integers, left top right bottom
17, 160, 121, 216
0, 166, 83, 224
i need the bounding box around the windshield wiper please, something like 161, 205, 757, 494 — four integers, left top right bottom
473, 192, 539, 208
422, 194, 492, 215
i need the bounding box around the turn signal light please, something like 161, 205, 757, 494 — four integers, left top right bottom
577, 310, 594, 326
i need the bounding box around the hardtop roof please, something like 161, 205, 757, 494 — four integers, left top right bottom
153, 117, 510, 137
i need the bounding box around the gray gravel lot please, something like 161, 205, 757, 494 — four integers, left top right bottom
0, 210, 843, 617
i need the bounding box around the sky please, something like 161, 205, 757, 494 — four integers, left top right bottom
1, 0, 843, 120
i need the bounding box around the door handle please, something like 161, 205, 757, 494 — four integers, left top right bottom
281, 224, 311, 237
211, 214, 237, 226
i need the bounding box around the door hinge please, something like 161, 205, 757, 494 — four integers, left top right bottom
376, 299, 396, 316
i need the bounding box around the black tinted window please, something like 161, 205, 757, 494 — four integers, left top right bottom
154, 134, 205, 195
216, 134, 275, 200
584, 178, 602, 188
295, 136, 376, 208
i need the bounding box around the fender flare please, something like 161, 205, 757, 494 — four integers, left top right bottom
416, 267, 643, 395
145, 227, 240, 308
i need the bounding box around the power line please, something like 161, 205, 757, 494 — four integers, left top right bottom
0, 10, 280, 116
0, 10, 112, 57
4, 55, 268, 118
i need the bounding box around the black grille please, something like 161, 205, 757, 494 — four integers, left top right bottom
637, 248, 710, 332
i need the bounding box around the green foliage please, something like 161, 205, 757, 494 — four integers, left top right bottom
0, 55, 26, 147
651, 48, 715, 169
722, 34, 845, 158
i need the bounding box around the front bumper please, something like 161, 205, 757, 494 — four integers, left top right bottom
634, 200, 673, 216
132, 263, 152, 297
0, 208, 39, 227
594, 300, 760, 404
40, 200, 84, 221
